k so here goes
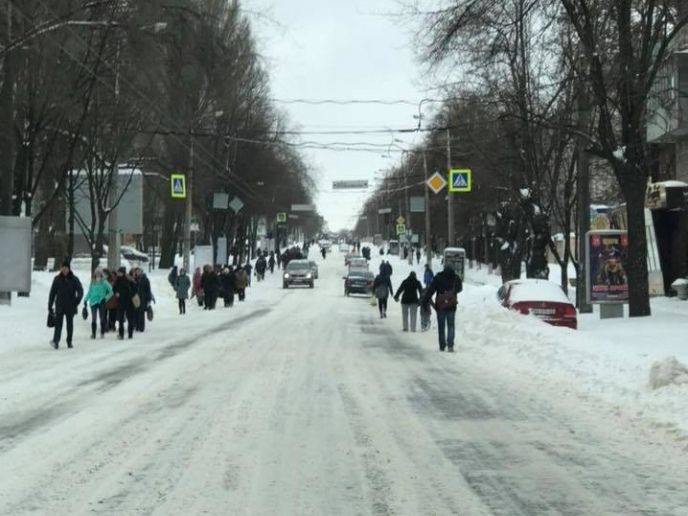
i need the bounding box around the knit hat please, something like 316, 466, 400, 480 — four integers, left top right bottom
117, 266, 126, 274
61, 259, 71, 269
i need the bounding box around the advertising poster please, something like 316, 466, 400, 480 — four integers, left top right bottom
586, 230, 629, 304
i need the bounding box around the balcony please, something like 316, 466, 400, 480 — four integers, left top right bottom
647, 53, 688, 143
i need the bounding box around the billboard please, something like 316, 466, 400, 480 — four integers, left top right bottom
0, 216, 32, 292
586, 230, 629, 304
70, 168, 143, 235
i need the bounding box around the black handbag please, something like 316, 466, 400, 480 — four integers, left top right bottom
82, 305, 89, 320
146, 306, 154, 322
47, 312, 56, 328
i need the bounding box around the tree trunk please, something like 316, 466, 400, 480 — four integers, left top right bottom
623, 174, 651, 317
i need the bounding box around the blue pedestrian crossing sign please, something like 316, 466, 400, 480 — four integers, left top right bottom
448, 169, 472, 193
170, 174, 186, 199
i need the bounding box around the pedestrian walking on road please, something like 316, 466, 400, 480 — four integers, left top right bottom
168, 265, 178, 289
192, 267, 203, 307
422, 264, 463, 352
84, 267, 113, 339
113, 267, 137, 340
268, 252, 276, 274
103, 268, 118, 332
235, 266, 248, 301
423, 264, 434, 288
373, 272, 394, 319
382, 261, 393, 278
416, 248, 421, 264
420, 292, 432, 332
244, 262, 253, 287
175, 268, 191, 314
255, 256, 267, 281
133, 267, 154, 332
48, 260, 83, 349
394, 271, 423, 332
201, 265, 219, 310
221, 267, 236, 307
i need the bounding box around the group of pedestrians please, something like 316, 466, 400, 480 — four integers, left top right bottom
372, 257, 463, 353
48, 260, 155, 349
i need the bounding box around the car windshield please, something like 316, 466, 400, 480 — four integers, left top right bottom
5, 3, 687, 514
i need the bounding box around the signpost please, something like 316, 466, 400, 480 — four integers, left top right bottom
448, 169, 472, 193
291, 204, 315, 212
171, 174, 186, 199
378, 207, 392, 214
396, 216, 405, 225
426, 172, 447, 195
276, 212, 287, 224
586, 230, 629, 319
228, 196, 244, 213
410, 196, 425, 213
333, 180, 369, 189
396, 223, 406, 236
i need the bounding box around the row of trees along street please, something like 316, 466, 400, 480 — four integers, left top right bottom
355, 0, 688, 317
0, 0, 323, 272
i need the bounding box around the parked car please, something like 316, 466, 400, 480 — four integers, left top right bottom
497, 279, 577, 329
308, 260, 319, 279
344, 269, 375, 296
283, 259, 314, 288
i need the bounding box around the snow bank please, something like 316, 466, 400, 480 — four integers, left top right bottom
649, 357, 688, 390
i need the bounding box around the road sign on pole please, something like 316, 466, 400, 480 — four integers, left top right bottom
448, 169, 472, 193
291, 204, 315, 212
276, 212, 287, 223
396, 223, 407, 236
171, 174, 186, 199
228, 196, 244, 213
426, 172, 447, 194
396, 216, 405, 225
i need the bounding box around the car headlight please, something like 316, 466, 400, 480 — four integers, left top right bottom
306, 273, 312, 279
284, 273, 290, 279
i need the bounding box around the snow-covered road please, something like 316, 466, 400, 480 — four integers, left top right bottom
1, 254, 687, 515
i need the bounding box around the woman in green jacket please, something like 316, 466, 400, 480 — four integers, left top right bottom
84, 267, 114, 339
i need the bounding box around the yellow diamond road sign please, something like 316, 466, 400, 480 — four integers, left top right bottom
396, 216, 405, 225
427, 172, 447, 194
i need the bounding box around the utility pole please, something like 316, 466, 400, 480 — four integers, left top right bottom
107, 38, 121, 271
183, 135, 194, 272
446, 128, 454, 247
576, 63, 593, 314
423, 150, 432, 266
0, 2, 14, 216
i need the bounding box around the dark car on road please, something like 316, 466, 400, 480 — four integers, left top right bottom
283, 259, 315, 289
344, 269, 374, 296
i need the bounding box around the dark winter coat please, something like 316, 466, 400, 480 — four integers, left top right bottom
235, 270, 248, 290
373, 274, 393, 299
136, 274, 154, 307
113, 275, 137, 310
422, 269, 463, 311
175, 274, 191, 300
255, 258, 267, 274
381, 262, 393, 277
394, 276, 423, 304
221, 271, 235, 294
201, 271, 219, 296
48, 272, 84, 315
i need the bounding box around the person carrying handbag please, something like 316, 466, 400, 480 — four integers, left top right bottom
47, 259, 83, 349
83, 267, 113, 339
422, 264, 463, 352
112, 267, 137, 340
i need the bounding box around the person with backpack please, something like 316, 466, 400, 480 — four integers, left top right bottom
174, 268, 191, 314
255, 256, 267, 281
422, 264, 463, 352
133, 267, 154, 332
83, 267, 113, 339
393, 271, 423, 332
373, 272, 394, 319
48, 260, 84, 349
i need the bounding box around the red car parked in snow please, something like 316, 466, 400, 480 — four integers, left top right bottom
497, 279, 578, 329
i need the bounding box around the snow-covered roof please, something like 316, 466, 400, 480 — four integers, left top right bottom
444, 247, 466, 253
506, 279, 571, 304
653, 180, 688, 188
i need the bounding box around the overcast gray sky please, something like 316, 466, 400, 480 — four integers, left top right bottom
244, 0, 431, 232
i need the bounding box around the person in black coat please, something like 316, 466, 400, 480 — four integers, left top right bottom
48, 260, 83, 349
113, 267, 137, 339
394, 271, 423, 332
221, 267, 236, 307
201, 265, 219, 310
133, 267, 154, 332
422, 264, 463, 352
373, 273, 394, 319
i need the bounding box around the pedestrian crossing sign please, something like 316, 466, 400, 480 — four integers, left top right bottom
170, 174, 186, 199
448, 169, 472, 193
396, 223, 406, 236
